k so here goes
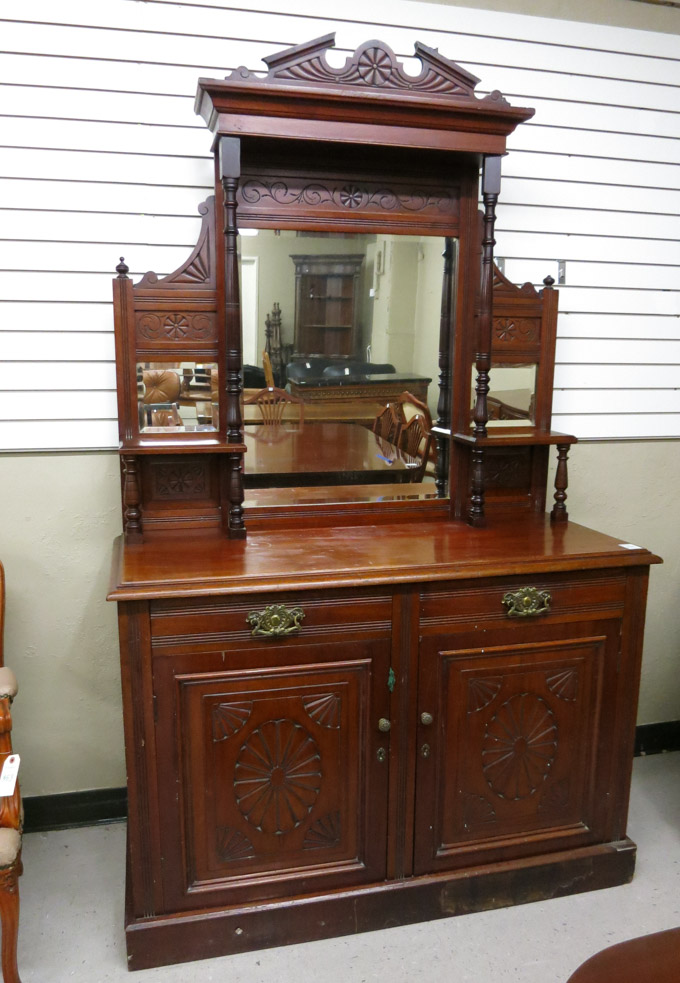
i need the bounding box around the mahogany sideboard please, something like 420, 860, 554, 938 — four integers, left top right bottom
108, 518, 660, 970
107, 34, 660, 971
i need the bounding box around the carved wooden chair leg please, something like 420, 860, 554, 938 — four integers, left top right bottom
0, 851, 21, 983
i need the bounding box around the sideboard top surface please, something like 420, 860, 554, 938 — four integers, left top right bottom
108, 517, 661, 602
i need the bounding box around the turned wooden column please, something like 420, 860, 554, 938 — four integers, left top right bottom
219, 136, 246, 538
551, 442, 571, 523
468, 155, 501, 527
435, 237, 454, 497
122, 455, 143, 543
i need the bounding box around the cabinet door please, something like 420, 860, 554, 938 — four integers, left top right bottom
414, 574, 627, 875
153, 635, 391, 912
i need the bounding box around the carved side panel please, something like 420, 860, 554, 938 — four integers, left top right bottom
135, 311, 217, 350
141, 455, 219, 509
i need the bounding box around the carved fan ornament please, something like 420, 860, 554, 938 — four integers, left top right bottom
482, 693, 557, 800
228, 33, 510, 106
234, 719, 322, 834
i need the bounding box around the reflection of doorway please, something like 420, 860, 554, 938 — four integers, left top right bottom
240, 256, 259, 365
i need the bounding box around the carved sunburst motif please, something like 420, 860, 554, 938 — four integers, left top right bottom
482, 693, 557, 800
163, 314, 190, 339
234, 719, 322, 834
357, 46, 394, 85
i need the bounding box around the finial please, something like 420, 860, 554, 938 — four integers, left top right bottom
543, 275, 555, 288
116, 256, 129, 278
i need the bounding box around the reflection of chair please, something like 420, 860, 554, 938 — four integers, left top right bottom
371, 403, 405, 445
142, 369, 181, 404
395, 390, 433, 431
150, 405, 182, 427
0, 561, 22, 983
244, 387, 304, 425
262, 351, 275, 389
398, 413, 432, 482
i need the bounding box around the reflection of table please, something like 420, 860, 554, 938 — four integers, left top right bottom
243, 422, 419, 487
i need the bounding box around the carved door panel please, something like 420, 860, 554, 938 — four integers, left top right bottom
153, 638, 391, 912
413, 620, 621, 875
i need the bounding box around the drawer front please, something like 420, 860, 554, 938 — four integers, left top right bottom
420, 570, 626, 632
150, 586, 393, 653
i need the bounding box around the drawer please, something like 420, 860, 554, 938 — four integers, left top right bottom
150, 586, 393, 652
420, 569, 627, 632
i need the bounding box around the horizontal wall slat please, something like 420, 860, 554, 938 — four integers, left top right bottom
554, 364, 679, 387
0, 391, 117, 420
510, 125, 680, 167
0, 363, 116, 389
497, 204, 678, 240
495, 232, 680, 267
555, 286, 678, 315
0, 178, 212, 216
556, 314, 680, 340
556, 338, 680, 363
0, 302, 116, 332
553, 413, 680, 439
0, 211, 203, 246
500, 178, 680, 216
0, 147, 213, 186
503, 260, 678, 291
0, 240, 191, 275
0, 117, 211, 157
0, 331, 115, 360
553, 389, 680, 414
503, 152, 680, 191
0, 419, 118, 449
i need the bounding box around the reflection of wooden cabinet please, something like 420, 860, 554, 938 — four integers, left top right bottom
112, 522, 659, 969
291, 255, 363, 357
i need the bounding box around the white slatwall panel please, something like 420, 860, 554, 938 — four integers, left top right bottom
0, 0, 678, 448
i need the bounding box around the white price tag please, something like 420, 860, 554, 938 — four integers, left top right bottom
619, 543, 641, 551
0, 755, 20, 797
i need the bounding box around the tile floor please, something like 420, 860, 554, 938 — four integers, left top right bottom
17, 751, 680, 982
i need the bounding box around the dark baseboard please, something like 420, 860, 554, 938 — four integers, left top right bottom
635, 719, 680, 757
23, 786, 127, 834
22, 721, 680, 833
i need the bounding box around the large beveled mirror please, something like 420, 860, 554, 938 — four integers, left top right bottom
238, 228, 455, 506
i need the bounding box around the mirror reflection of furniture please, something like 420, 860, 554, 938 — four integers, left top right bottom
371, 403, 404, 444
142, 369, 181, 405
0, 562, 22, 983
262, 351, 275, 389
398, 413, 432, 483
243, 387, 304, 425
292, 254, 363, 357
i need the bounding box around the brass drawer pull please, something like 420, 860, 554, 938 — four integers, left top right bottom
502, 587, 552, 618
246, 604, 305, 637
